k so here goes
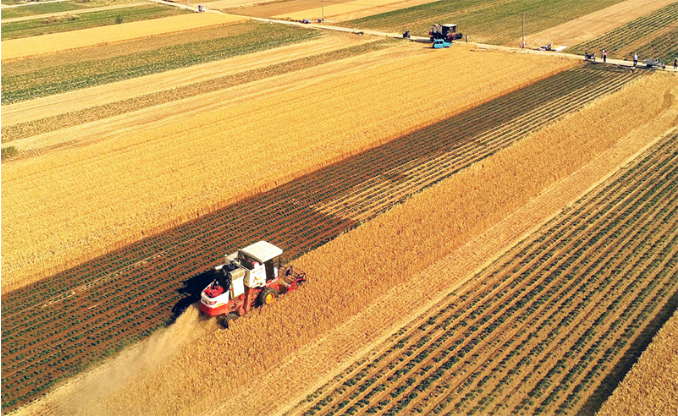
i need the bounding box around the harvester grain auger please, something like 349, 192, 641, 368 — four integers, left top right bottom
199, 241, 307, 328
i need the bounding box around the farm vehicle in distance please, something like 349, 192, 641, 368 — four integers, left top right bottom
429, 24, 462, 43
199, 241, 307, 328
644, 58, 666, 69
432, 39, 451, 49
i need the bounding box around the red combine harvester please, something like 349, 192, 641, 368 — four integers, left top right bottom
429, 23, 463, 43
199, 241, 307, 327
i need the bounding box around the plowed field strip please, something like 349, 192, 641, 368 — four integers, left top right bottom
291, 131, 678, 416
0, 65, 637, 413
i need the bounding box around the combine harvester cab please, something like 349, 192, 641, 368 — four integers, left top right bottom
200, 241, 306, 327
429, 23, 462, 43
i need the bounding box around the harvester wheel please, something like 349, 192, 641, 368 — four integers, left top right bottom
219, 313, 239, 329
257, 287, 279, 307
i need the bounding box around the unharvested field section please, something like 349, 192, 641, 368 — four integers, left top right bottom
0, 65, 636, 413
293, 129, 678, 416
273, 0, 413, 22
227, 0, 354, 18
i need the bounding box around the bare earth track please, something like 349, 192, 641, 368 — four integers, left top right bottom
0, 65, 639, 413
289, 130, 678, 416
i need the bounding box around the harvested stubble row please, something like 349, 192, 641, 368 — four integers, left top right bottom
3, 68, 669, 415
1, 46, 577, 290
598, 309, 678, 416
295, 130, 678, 416
0, 12, 248, 60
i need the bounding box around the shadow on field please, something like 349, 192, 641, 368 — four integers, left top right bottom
576, 288, 678, 416
170, 269, 218, 323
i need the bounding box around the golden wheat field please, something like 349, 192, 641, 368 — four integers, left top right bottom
1, 45, 577, 293
4, 1, 678, 412
597, 310, 678, 416
19, 72, 676, 416
0, 12, 248, 60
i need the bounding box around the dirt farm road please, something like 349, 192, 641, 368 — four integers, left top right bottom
148, 0, 678, 72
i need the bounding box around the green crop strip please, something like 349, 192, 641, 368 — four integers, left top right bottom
1, 5, 190, 40
1, 21, 319, 105
342, 0, 625, 45
1, 39, 395, 143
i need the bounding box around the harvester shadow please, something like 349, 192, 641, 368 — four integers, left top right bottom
170, 269, 218, 323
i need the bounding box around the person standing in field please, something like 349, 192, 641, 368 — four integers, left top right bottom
602, 49, 607, 63
633, 53, 638, 67
674, 57, 677, 69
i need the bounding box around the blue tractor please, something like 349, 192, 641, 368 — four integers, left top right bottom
432, 39, 451, 49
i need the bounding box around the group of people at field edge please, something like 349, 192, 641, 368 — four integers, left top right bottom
625, 51, 677, 69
